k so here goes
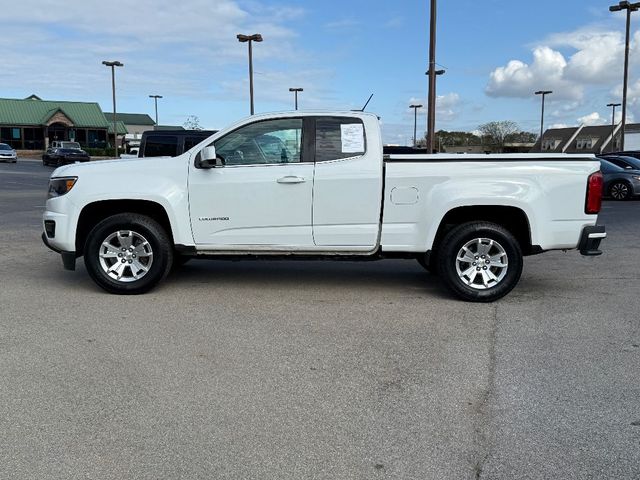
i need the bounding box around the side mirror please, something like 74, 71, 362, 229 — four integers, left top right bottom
196, 145, 224, 169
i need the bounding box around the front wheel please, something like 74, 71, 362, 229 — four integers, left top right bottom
436, 222, 523, 302
84, 213, 173, 294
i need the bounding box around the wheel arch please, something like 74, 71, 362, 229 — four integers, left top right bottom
76, 200, 175, 254
431, 205, 534, 256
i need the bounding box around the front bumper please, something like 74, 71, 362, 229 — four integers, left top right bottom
578, 225, 606, 256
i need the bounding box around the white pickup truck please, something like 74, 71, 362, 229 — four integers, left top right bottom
42, 111, 606, 302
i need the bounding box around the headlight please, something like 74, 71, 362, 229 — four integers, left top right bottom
633, 175, 640, 181
48, 177, 77, 198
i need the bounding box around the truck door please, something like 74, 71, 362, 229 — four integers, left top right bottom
188, 117, 314, 247
312, 116, 383, 247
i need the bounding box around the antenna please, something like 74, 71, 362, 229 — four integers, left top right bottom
360, 93, 374, 111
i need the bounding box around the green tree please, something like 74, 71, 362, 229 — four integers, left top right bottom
478, 121, 520, 150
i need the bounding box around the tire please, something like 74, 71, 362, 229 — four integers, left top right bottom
84, 213, 173, 294
436, 222, 523, 302
42, 157, 48, 166
609, 181, 631, 201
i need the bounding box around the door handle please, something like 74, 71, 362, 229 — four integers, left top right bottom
277, 176, 306, 184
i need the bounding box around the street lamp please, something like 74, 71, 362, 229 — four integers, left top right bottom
609, 1, 640, 151
410, 104, 423, 147
237, 33, 263, 115
607, 102, 622, 152
289, 88, 303, 110
535, 90, 553, 152
102, 60, 124, 157
149, 95, 163, 125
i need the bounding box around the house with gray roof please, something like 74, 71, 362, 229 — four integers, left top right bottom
531, 122, 634, 154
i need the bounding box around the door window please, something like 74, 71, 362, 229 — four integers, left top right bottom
315, 118, 366, 162
214, 118, 302, 165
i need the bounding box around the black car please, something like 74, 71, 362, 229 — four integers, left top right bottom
599, 158, 640, 200
42, 147, 90, 167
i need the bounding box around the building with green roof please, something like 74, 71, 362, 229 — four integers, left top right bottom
0, 95, 111, 150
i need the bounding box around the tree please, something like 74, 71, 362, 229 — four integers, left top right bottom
478, 121, 520, 150
183, 115, 203, 130
505, 131, 538, 144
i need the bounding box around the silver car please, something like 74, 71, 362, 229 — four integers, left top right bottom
0, 143, 17, 163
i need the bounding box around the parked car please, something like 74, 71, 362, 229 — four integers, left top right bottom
599, 158, 640, 200
598, 154, 640, 171
51, 141, 82, 150
0, 143, 17, 163
42, 111, 606, 302
138, 130, 217, 158
43, 146, 90, 166
606, 150, 640, 161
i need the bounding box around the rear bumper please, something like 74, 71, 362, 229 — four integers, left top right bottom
578, 225, 606, 256
42, 232, 76, 270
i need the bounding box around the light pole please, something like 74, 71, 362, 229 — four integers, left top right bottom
237, 33, 263, 115
102, 60, 124, 156
425, 69, 445, 151
289, 88, 303, 110
607, 102, 622, 152
410, 104, 423, 147
149, 95, 163, 125
535, 90, 552, 152
609, 1, 640, 151
426, 0, 439, 154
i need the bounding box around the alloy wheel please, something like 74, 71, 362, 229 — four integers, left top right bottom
98, 230, 154, 282
455, 237, 508, 290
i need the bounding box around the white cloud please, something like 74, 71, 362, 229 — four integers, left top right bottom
0, 0, 337, 121
486, 46, 579, 100
436, 93, 461, 122
577, 112, 606, 126
407, 93, 461, 131
486, 27, 640, 102
549, 123, 569, 129
325, 18, 360, 29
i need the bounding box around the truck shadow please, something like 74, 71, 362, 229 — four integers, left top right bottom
166, 258, 448, 298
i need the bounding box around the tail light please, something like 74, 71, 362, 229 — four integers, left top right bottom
585, 171, 603, 214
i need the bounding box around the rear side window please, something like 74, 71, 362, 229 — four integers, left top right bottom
144, 136, 178, 157
315, 118, 366, 162
599, 160, 620, 173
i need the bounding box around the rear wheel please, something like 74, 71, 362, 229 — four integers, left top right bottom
84, 213, 173, 294
436, 222, 523, 302
610, 181, 631, 200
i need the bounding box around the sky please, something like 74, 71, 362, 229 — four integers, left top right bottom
2, 0, 640, 144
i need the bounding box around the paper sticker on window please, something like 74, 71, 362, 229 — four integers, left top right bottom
340, 123, 364, 153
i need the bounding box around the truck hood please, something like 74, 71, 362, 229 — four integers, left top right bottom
51, 154, 189, 178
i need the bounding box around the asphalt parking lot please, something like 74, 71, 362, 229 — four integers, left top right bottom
1, 158, 639, 479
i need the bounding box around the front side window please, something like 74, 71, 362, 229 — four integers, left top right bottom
214, 118, 302, 166
315, 118, 366, 162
